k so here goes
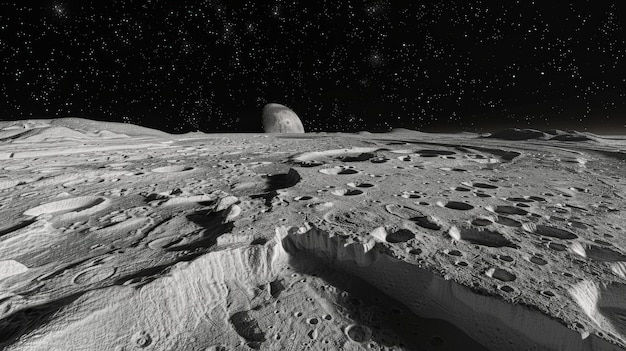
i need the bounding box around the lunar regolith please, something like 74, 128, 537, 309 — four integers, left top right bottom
0, 118, 625, 350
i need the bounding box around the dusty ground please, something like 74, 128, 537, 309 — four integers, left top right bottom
0, 119, 625, 350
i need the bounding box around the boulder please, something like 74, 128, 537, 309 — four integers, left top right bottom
262, 103, 305, 133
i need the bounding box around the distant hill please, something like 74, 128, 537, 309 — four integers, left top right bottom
0, 118, 170, 142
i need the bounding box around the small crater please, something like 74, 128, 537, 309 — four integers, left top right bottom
386, 229, 415, 243
548, 242, 567, 251
324, 209, 386, 232
418, 149, 456, 156
593, 239, 612, 246
72, 267, 116, 285
413, 216, 442, 230
24, 196, 108, 217
294, 196, 313, 201
486, 267, 517, 282
446, 249, 463, 257
449, 226, 517, 248
345, 324, 372, 343
339, 152, 376, 162
131, 331, 152, 348
251, 238, 269, 245
443, 201, 475, 211
493, 206, 528, 216
307, 318, 319, 325
147, 236, 183, 250
370, 157, 389, 164
507, 197, 534, 203
331, 188, 364, 196
269, 279, 285, 298
455, 186, 472, 192
348, 182, 375, 188
523, 223, 578, 239
456, 261, 469, 267
496, 216, 522, 227
151, 165, 194, 173
319, 167, 359, 175
500, 285, 516, 293
582, 245, 626, 262
409, 248, 423, 255
473, 182, 499, 189
499, 255, 514, 262
471, 218, 493, 226
541, 290, 555, 298
385, 204, 425, 219
230, 311, 266, 345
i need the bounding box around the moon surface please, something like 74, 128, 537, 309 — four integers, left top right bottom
0, 118, 625, 350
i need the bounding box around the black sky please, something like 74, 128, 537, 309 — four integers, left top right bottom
1, 1, 624, 133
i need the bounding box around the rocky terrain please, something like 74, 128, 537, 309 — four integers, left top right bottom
0, 118, 625, 350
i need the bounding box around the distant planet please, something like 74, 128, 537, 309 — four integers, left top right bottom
262, 103, 305, 133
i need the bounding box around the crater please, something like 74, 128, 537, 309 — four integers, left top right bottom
347, 182, 375, 188
151, 165, 194, 173
449, 226, 517, 248
417, 149, 456, 156
529, 256, 548, 265
324, 209, 387, 233
444, 201, 475, 211
386, 228, 416, 243
385, 204, 425, 219
523, 223, 578, 240
493, 206, 528, 216
24, 196, 108, 217
72, 267, 116, 285
338, 152, 376, 162
507, 197, 534, 203
413, 216, 442, 230
230, 311, 266, 347
471, 218, 493, 226
319, 167, 359, 175
486, 267, 517, 282
578, 244, 626, 262
548, 242, 567, 251
344, 324, 372, 343
473, 182, 499, 189
331, 188, 364, 196
496, 216, 522, 227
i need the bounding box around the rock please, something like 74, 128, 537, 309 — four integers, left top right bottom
262, 103, 305, 133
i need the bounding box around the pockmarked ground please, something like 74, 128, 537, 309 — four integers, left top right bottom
0, 119, 625, 350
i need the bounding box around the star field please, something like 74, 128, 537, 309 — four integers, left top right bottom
0, 1, 624, 133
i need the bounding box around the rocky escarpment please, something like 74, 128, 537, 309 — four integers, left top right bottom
279, 224, 623, 351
